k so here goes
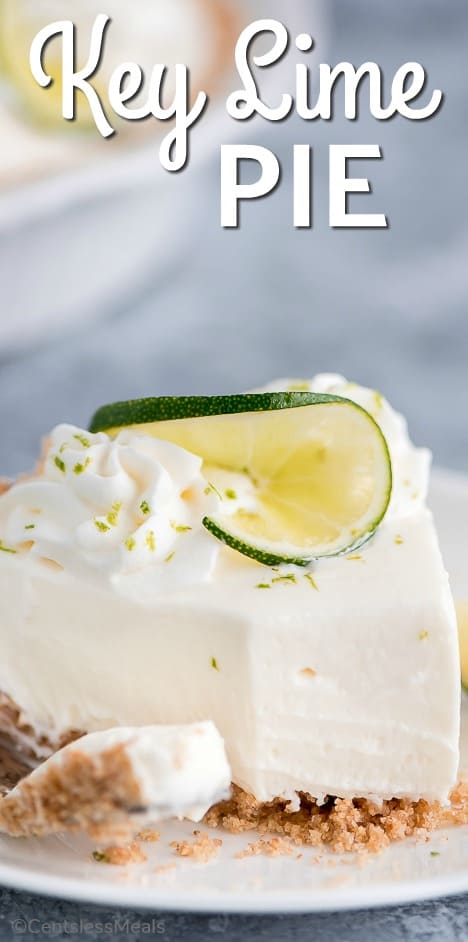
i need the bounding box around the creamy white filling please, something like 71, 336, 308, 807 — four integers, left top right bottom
0, 511, 459, 803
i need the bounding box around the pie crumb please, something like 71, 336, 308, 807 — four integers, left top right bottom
170, 830, 222, 862
92, 842, 147, 866
135, 828, 160, 843
235, 837, 295, 859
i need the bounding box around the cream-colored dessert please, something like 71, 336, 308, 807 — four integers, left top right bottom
0, 722, 231, 838
0, 376, 460, 813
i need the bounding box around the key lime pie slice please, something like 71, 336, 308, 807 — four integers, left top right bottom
0, 375, 462, 849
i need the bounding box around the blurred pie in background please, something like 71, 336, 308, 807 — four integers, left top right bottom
0, 1, 324, 354
0, 0, 237, 186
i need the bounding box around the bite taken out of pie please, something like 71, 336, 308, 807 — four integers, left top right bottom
0, 376, 462, 851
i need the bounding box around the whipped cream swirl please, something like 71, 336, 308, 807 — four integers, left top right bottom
0, 425, 222, 594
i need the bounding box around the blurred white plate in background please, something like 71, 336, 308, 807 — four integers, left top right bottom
0, 0, 328, 354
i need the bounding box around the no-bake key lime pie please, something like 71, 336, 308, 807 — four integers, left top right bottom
0, 375, 463, 853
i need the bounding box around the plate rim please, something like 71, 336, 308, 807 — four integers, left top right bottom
0, 857, 468, 914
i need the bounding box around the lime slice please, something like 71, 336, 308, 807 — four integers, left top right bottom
89, 393, 392, 564
457, 603, 468, 694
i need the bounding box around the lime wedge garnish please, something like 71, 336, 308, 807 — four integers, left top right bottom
89, 393, 392, 564
457, 603, 468, 694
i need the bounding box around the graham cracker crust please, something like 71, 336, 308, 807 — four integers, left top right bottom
0, 742, 144, 842
205, 782, 468, 855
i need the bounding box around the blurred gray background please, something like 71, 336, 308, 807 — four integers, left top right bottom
0, 0, 467, 478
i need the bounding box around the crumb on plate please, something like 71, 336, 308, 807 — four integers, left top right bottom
170, 829, 222, 862
92, 842, 147, 866
135, 828, 160, 843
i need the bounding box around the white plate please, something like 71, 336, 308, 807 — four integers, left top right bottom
0, 467, 466, 913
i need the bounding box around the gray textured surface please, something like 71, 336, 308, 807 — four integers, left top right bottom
1, 888, 468, 940
0, 0, 467, 936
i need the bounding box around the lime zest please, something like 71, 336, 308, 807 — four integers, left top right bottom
225, 489, 237, 500
205, 482, 223, 500
92, 851, 109, 863
73, 458, 91, 475
304, 573, 319, 591
140, 500, 151, 516
0, 540, 17, 554
256, 583, 271, 589
272, 573, 297, 585
73, 433, 91, 449
145, 531, 156, 552
53, 456, 66, 474
372, 391, 384, 412
125, 536, 136, 551
94, 520, 110, 533
210, 657, 220, 671
106, 502, 122, 527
